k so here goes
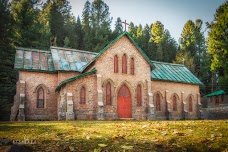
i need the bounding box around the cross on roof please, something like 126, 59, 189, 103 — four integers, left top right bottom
122, 20, 129, 31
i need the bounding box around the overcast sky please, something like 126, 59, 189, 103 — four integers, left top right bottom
69, 0, 226, 42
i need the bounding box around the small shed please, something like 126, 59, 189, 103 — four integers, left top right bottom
205, 90, 228, 107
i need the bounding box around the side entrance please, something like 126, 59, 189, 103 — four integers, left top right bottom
117, 84, 132, 118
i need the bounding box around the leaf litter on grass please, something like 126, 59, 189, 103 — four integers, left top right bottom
0, 120, 228, 151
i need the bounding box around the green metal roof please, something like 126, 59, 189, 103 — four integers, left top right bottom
151, 61, 203, 85
14, 47, 56, 73
205, 90, 227, 97
51, 46, 98, 72
82, 31, 152, 72
55, 68, 97, 92
15, 32, 150, 73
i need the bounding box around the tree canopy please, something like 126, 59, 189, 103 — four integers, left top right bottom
207, 1, 228, 91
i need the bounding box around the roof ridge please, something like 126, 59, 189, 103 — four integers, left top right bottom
151, 60, 185, 66
16, 47, 50, 53
50, 46, 98, 55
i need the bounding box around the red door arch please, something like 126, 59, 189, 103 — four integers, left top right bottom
117, 84, 132, 118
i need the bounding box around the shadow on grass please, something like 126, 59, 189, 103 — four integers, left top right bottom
0, 123, 57, 133
28, 137, 227, 152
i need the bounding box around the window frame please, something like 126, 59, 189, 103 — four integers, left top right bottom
37, 87, 45, 108
106, 81, 112, 105
156, 93, 161, 111
130, 57, 134, 75
136, 84, 142, 106
173, 95, 177, 111
80, 86, 86, 104
189, 96, 193, 112
122, 54, 127, 74
114, 55, 118, 73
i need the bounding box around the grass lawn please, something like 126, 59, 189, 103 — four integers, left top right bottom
0, 120, 227, 152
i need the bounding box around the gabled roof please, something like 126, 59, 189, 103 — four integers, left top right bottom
55, 68, 97, 92
82, 31, 152, 72
205, 90, 227, 97
51, 46, 98, 72
14, 47, 55, 73
151, 61, 203, 85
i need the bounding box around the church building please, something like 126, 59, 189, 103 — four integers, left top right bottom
10, 32, 203, 121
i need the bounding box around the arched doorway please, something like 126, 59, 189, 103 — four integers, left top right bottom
117, 84, 132, 118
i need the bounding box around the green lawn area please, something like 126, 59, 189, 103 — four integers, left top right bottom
0, 120, 227, 152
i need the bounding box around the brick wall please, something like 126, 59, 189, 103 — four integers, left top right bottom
58, 71, 79, 84
19, 71, 58, 120
152, 80, 200, 120
65, 74, 97, 120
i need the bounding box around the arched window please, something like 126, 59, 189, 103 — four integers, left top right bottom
156, 93, 161, 111
189, 96, 193, 112
80, 86, 86, 104
37, 87, 44, 108
136, 85, 142, 106
130, 57, 134, 75
106, 82, 112, 105
114, 55, 118, 73
173, 95, 177, 111
122, 54, 127, 74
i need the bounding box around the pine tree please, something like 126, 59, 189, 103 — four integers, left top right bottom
162, 30, 177, 62
128, 22, 137, 39
82, 0, 92, 50
179, 20, 196, 55
10, 0, 42, 47
147, 23, 156, 60
142, 24, 151, 50
151, 21, 165, 61
178, 20, 197, 73
178, 19, 209, 78
0, 0, 16, 84
75, 16, 83, 49
151, 21, 165, 44
207, 1, 228, 91
49, 0, 65, 46
136, 24, 144, 47
112, 17, 123, 38
37, 2, 51, 49
90, 0, 112, 52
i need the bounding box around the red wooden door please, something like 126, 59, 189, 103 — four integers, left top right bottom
117, 85, 132, 118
